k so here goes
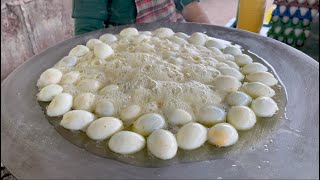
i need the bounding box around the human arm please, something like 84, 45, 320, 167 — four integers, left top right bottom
181, 1, 211, 23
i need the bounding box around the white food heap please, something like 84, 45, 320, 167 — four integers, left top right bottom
36, 27, 280, 160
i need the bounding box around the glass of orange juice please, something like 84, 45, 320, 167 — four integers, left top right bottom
237, 0, 267, 33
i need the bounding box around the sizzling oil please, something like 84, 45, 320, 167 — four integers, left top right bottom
41, 49, 287, 168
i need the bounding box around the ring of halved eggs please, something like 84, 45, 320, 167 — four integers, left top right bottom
36, 27, 280, 160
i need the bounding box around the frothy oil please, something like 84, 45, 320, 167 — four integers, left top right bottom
41, 35, 287, 167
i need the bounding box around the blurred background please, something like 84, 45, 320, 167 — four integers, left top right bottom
1, 0, 275, 82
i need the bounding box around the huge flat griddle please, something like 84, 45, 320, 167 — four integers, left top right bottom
1, 22, 319, 179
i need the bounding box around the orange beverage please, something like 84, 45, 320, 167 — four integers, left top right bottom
237, 0, 267, 33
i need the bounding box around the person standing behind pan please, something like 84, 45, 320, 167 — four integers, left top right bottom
72, 0, 211, 35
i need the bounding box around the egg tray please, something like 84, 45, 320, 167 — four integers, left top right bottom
268, 26, 310, 38
267, 0, 318, 48
267, 23, 309, 47
272, 5, 319, 20
267, 32, 306, 47
267, 35, 307, 47
274, 0, 319, 9
268, 16, 311, 34
270, 15, 312, 28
